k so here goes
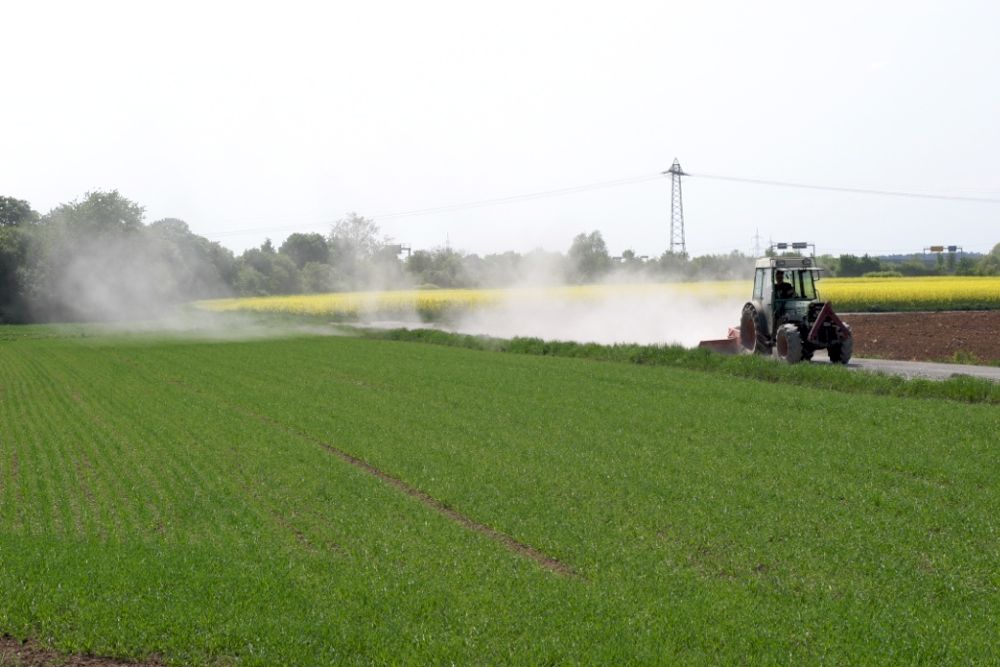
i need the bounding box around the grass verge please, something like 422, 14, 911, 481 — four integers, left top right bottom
356, 326, 1000, 405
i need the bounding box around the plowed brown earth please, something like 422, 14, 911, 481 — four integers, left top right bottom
846, 310, 1000, 363
0, 636, 161, 667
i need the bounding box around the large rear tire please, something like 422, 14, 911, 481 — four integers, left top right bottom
775, 323, 804, 364
828, 324, 854, 364
740, 303, 770, 355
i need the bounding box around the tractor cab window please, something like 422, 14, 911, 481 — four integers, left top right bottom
773, 269, 796, 299
753, 269, 765, 299
774, 269, 818, 300
797, 270, 819, 300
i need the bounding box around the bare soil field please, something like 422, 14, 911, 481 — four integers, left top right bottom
846, 310, 1000, 364
0, 636, 161, 667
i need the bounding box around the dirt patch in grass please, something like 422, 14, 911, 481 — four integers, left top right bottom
847, 311, 1000, 363
0, 636, 161, 667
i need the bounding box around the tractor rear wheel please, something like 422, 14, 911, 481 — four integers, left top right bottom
828, 327, 854, 364
775, 324, 803, 364
740, 304, 770, 355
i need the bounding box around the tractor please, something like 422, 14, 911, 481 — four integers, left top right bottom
699, 255, 853, 364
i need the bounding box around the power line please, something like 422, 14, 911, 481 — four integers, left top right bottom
206, 220, 333, 239
373, 173, 663, 219
692, 172, 1000, 204
201, 168, 1000, 241
203, 173, 663, 239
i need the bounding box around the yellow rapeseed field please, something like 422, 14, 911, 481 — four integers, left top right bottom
198, 276, 1000, 319
199, 282, 749, 319
820, 276, 1000, 311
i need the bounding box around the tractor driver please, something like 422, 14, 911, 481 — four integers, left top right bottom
774, 270, 796, 299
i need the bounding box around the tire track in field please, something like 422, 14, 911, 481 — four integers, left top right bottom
225, 451, 332, 556
141, 361, 578, 577
251, 410, 578, 577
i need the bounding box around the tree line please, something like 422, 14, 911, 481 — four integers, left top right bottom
826, 250, 998, 277
2, 190, 998, 323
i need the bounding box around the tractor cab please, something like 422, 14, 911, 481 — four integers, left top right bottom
751, 256, 823, 336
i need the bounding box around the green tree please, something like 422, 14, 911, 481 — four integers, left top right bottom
280, 232, 329, 269
975, 243, 1000, 276
955, 255, 977, 276
235, 243, 301, 295
838, 254, 881, 277
233, 263, 267, 296
896, 259, 934, 276
567, 231, 611, 283
656, 250, 689, 277
0, 226, 30, 321
0, 196, 38, 322
404, 247, 469, 288
329, 213, 382, 261
25, 190, 149, 320
814, 254, 839, 275
147, 218, 235, 298
688, 250, 754, 280
45, 190, 144, 234
300, 261, 338, 293
0, 196, 39, 227
1, 191, 242, 322
328, 213, 386, 287
405, 250, 436, 284
475, 251, 523, 286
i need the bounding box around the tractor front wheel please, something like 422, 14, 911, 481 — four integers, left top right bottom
775, 324, 804, 364
740, 304, 770, 355
828, 326, 854, 364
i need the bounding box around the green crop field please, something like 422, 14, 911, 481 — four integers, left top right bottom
1, 325, 999, 665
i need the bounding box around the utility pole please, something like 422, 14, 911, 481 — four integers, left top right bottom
663, 158, 686, 255
751, 228, 763, 257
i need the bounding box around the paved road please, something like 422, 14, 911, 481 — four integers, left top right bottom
819, 355, 1000, 382
352, 321, 1000, 383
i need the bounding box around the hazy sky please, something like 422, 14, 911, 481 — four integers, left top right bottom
3, 0, 999, 258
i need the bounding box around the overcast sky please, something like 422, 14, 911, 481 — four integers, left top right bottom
3, 0, 999, 258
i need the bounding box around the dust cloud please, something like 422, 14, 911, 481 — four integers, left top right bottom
48, 236, 745, 348
48, 237, 190, 322
448, 284, 744, 347
91, 310, 348, 343
42, 237, 330, 341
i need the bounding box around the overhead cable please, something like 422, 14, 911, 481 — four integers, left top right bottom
202, 168, 1000, 240
203, 173, 663, 239
692, 172, 1000, 204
